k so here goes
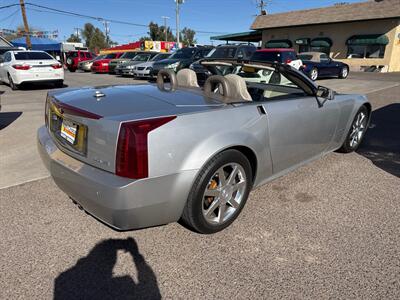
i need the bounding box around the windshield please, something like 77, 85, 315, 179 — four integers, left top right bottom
94, 55, 106, 61
297, 54, 313, 61
208, 47, 237, 58
105, 53, 118, 59
151, 53, 171, 61
120, 52, 138, 59
132, 54, 151, 61
15, 52, 53, 60
201, 62, 314, 100
170, 48, 196, 59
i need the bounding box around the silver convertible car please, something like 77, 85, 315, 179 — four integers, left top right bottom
37, 60, 371, 234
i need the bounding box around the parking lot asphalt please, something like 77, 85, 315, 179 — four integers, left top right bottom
0, 71, 399, 299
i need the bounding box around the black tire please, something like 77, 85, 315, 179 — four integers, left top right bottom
54, 80, 64, 88
8, 74, 18, 90
181, 149, 253, 234
310, 68, 318, 81
338, 105, 369, 153
68, 68, 76, 73
339, 66, 349, 79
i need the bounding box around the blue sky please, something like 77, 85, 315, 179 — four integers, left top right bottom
0, 0, 365, 45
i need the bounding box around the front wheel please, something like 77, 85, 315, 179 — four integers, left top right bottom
181, 149, 253, 234
310, 68, 318, 81
338, 106, 369, 153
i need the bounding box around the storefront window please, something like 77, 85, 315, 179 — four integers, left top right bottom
347, 45, 386, 59
310, 46, 330, 55
310, 38, 332, 55
346, 34, 388, 59
295, 38, 310, 53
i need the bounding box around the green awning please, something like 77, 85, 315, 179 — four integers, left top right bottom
295, 38, 310, 45
310, 38, 332, 48
346, 34, 389, 45
265, 39, 292, 48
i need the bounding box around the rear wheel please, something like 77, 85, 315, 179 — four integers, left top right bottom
54, 80, 64, 88
310, 68, 318, 81
181, 149, 253, 234
68, 68, 76, 73
8, 74, 18, 90
339, 66, 349, 79
338, 106, 369, 153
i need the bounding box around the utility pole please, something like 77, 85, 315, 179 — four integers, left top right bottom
256, 0, 268, 15
19, 0, 32, 49
102, 20, 110, 45
74, 27, 80, 41
175, 0, 184, 48
161, 16, 170, 42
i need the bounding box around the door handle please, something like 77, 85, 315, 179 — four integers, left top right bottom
257, 105, 266, 115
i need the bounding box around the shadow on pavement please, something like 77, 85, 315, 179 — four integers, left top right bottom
54, 238, 161, 300
0, 112, 22, 130
358, 103, 400, 177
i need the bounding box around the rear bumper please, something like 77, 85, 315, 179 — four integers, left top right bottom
37, 126, 197, 230
13, 70, 64, 84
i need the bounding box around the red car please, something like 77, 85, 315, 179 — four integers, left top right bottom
66, 50, 96, 72
91, 52, 123, 73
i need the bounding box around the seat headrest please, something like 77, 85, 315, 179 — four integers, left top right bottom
224, 74, 252, 102
176, 69, 199, 88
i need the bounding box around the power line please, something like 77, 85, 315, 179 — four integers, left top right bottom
23, 2, 227, 34
0, 4, 20, 10
0, 8, 19, 23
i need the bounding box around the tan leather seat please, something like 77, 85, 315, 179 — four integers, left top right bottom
224, 74, 252, 102
176, 69, 199, 88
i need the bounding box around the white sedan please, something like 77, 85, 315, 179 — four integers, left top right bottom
0, 50, 64, 90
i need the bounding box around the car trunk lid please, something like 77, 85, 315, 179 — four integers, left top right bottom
47, 84, 224, 174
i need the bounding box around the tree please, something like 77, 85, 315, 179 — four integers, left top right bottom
66, 34, 81, 43
81, 23, 95, 48
146, 21, 175, 41
181, 27, 197, 46
80, 22, 111, 51
89, 28, 108, 52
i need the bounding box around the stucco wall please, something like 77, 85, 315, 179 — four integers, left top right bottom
261, 19, 400, 72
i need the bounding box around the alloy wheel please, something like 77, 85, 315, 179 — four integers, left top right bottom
202, 163, 247, 225
349, 111, 367, 148
310, 69, 318, 81
342, 67, 348, 78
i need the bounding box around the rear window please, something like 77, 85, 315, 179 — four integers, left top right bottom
251, 51, 282, 63
208, 47, 237, 58
68, 52, 78, 58
14, 52, 53, 60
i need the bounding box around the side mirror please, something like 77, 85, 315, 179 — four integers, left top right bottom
315, 86, 335, 106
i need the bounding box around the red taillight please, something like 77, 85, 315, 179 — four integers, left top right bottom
51, 63, 62, 69
12, 64, 30, 70
116, 116, 176, 179
285, 59, 292, 64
